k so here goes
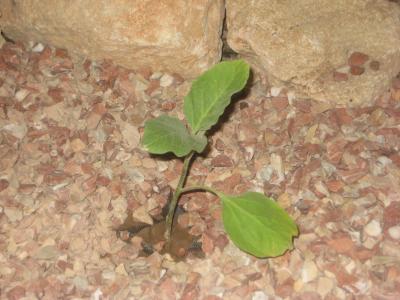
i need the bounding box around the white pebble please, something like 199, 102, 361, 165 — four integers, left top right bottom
244, 146, 255, 161
126, 169, 144, 183
270, 153, 284, 182
156, 161, 169, 172
256, 165, 273, 182
336, 65, 350, 73
101, 269, 116, 281
150, 72, 162, 80
73, 276, 89, 290
301, 260, 319, 283
15, 89, 30, 102
3, 123, 27, 139
287, 91, 296, 104
270, 86, 282, 97
91, 288, 103, 300
363, 236, 379, 249
160, 74, 174, 87
252, 290, 269, 300
388, 225, 400, 240
32, 42, 45, 52
377, 156, 392, 167
364, 220, 382, 237
344, 260, 356, 274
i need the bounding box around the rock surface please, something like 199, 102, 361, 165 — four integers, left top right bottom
0, 0, 224, 78
226, 0, 400, 106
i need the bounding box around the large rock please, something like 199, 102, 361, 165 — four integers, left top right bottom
0, 0, 224, 78
226, 0, 400, 106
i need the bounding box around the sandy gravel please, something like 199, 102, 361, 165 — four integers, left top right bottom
1, 41, 400, 299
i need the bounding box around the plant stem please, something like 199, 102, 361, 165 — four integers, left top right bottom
181, 185, 218, 196
165, 151, 194, 242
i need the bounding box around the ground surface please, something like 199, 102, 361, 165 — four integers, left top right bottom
0, 41, 400, 299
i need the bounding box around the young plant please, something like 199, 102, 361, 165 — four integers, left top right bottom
142, 60, 298, 258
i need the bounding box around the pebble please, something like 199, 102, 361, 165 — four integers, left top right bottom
32, 42, 45, 52
364, 220, 382, 237
135, 79, 149, 92
126, 167, 145, 183
15, 89, 30, 102
34, 245, 59, 260
333, 71, 348, 82
115, 150, 132, 162
363, 237, 378, 249
257, 166, 273, 182
156, 161, 169, 172
326, 180, 343, 193
3, 123, 27, 139
270, 97, 289, 111
161, 101, 176, 111
348, 51, 369, 66
70, 138, 87, 152
244, 146, 255, 161
287, 91, 296, 103
214, 138, 225, 151
344, 260, 356, 274
270, 153, 284, 181
70, 237, 86, 252
350, 66, 365, 76
270, 86, 283, 97
132, 206, 153, 225
150, 72, 163, 80
382, 240, 400, 257
4, 207, 23, 222
73, 276, 89, 290
388, 225, 400, 240
160, 74, 174, 87
115, 263, 128, 276
317, 277, 334, 297
327, 236, 354, 254
142, 158, 157, 169
0, 179, 9, 192
101, 269, 116, 281
336, 65, 350, 73
377, 156, 392, 167
301, 260, 319, 283
91, 288, 103, 300
211, 154, 233, 168
6, 286, 26, 300
121, 122, 140, 149
314, 181, 329, 196
251, 290, 269, 300
369, 60, 380, 71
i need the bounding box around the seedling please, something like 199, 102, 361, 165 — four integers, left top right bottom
142, 60, 298, 258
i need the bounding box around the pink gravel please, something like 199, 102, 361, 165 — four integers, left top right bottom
0, 41, 400, 299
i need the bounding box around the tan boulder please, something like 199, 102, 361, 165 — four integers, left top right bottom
0, 0, 224, 78
226, 0, 400, 106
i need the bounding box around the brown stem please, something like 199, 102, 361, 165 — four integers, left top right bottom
164, 151, 194, 242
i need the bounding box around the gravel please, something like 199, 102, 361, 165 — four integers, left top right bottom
0, 41, 399, 299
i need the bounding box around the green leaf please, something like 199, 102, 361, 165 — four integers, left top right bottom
142, 115, 207, 157
184, 60, 250, 133
219, 192, 298, 258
